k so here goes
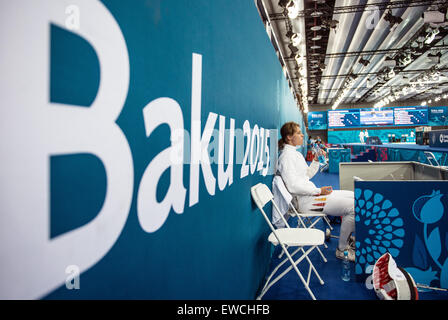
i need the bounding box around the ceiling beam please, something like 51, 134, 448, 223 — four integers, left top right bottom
291, 68, 448, 80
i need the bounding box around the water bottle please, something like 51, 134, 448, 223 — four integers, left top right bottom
341, 250, 351, 282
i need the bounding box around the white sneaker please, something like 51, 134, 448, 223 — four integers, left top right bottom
336, 248, 355, 262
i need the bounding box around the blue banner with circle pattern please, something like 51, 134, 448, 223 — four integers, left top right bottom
354, 180, 448, 290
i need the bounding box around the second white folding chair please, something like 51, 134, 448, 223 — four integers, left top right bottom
272, 175, 333, 231
251, 183, 325, 300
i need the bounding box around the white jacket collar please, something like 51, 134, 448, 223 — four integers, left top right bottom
283, 144, 297, 151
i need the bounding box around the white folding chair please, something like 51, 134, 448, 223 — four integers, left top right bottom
251, 183, 325, 300
290, 200, 333, 231
272, 175, 328, 262
272, 175, 333, 232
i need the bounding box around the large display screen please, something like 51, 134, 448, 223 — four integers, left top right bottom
360, 108, 394, 126
308, 111, 328, 130
394, 106, 428, 126
428, 106, 448, 126
328, 109, 360, 128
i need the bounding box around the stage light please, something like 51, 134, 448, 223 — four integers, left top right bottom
328, 20, 339, 29
287, 1, 299, 19
399, 53, 412, 66
359, 58, 370, 67
291, 33, 302, 47
388, 68, 395, 79
295, 54, 304, 65
278, 0, 289, 8
425, 27, 439, 44
288, 43, 298, 54
384, 10, 403, 28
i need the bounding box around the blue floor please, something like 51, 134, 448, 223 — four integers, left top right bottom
261, 168, 448, 300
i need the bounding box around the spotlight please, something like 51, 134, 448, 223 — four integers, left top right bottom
388, 68, 396, 79
399, 53, 412, 66
288, 43, 299, 55
328, 20, 339, 29
425, 27, 439, 44
295, 54, 304, 65
359, 58, 370, 67
431, 72, 440, 81
291, 33, 302, 47
287, 0, 299, 19
384, 10, 403, 28
278, 0, 289, 8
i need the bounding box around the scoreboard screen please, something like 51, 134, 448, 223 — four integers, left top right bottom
360, 108, 394, 126
394, 106, 428, 126
328, 109, 360, 128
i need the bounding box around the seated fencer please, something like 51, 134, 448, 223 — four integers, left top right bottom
276, 122, 356, 261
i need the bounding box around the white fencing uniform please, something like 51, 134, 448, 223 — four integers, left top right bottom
276, 144, 355, 250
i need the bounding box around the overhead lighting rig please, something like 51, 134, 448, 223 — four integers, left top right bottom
374, 68, 444, 108
421, 91, 448, 106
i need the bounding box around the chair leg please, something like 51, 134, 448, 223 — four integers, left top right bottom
258, 245, 322, 300
278, 244, 289, 259
316, 246, 327, 263
300, 246, 325, 285
259, 246, 302, 299
257, 247, 301, 300
324, 216, 333, 230
308, 217, 321, 229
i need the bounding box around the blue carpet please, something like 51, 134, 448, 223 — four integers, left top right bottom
261, 169, 448, 300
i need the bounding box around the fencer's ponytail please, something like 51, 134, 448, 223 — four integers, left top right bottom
278, 137, 286, 150
278, 122, 300, 150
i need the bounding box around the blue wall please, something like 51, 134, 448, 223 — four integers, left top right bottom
0, 1, 304, 299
